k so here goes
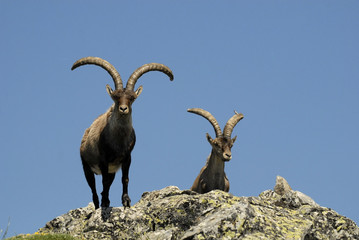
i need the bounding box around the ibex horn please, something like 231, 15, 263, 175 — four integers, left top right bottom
71, 57, 124, 90
187, 108, 222, 137
223, 111, 244, 138
126, 63, 174, 91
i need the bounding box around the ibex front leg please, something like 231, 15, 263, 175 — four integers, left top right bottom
121, 156, 131, 208
100, 162, 116, 208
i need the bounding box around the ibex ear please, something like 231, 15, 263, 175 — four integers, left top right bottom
206, 133, 214, 144
135, 85, 143, 97
232, 135, 237, 144
106, 84, 113, 96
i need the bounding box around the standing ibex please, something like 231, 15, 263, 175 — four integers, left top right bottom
188, 108, 244, 194
72, 57, 174, 208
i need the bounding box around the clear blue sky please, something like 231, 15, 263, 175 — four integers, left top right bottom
1, 1, 358, 236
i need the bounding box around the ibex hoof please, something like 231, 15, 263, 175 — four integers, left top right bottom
122, 194, 131, 208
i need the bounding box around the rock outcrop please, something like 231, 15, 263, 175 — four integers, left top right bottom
39, 176, 359, 239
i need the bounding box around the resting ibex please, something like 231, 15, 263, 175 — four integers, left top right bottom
188, 108, 244, 194
72, 57, 174, 208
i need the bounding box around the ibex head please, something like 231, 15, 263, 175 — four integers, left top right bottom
188, 108, 244, 161
72, 57, 174, 115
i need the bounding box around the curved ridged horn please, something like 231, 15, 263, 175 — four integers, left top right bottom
71, 57, 124, 90
187, 108, 222, 137
223, 111, 244, 138
126, 63, 174, 91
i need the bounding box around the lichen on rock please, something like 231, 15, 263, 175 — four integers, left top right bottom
39, 177, 359, 240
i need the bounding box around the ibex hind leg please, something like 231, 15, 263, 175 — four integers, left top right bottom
81, 159, 100, 209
